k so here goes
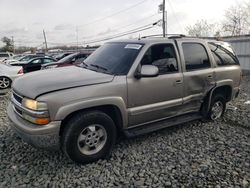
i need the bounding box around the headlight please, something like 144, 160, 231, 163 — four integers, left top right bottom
22, 98, 48, 111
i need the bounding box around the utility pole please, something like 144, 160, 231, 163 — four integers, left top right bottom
43, 29, 48, 52
76, 26, 79, 51
11, 36, 15, 54
162, 0, 166, 37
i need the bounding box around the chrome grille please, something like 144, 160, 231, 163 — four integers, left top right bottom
12, 91, 23, 104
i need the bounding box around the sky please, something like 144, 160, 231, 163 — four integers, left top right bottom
0, 0, 245, 48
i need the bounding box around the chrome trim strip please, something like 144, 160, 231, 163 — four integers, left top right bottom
182, 93, 203, 104
11, 96, 49, 118
128, 98, 182, 116
12, 90, 23, 100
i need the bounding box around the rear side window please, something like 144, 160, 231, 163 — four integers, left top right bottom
208, 43, 239, 66
182, 43, 210, 71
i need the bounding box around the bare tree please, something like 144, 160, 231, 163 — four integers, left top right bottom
1, 37, 14, 52
222, 4, 250, 36
186, 19, 216, 37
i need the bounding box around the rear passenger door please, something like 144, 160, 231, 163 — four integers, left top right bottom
176, 40, 216, 113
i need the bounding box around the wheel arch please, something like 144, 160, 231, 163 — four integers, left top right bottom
59, 104, 124, 137
201, 83, 233, 116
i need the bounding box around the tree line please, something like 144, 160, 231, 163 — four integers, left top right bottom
187, 1, 250, 37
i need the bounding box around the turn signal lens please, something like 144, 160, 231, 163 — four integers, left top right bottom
22, 113, 50, 125
34, 118, 50, 125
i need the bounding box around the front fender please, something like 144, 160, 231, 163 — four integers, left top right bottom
54, 96, 128, 127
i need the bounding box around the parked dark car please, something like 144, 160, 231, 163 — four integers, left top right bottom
18, 54, 44, 62
41, 52, 93, 70
11, 57, 56, 73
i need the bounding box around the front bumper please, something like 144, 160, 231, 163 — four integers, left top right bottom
7, 103, 61, 150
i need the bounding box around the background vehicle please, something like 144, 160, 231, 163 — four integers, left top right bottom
8, 36, 241, 164
11, 57, 56, 73
0, 52, 13, 62
52, 52, 73, 61
0, 63, 23, 89
41, 51, 93, 69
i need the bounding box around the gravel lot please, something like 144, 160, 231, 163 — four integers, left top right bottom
0, 77, 250, 188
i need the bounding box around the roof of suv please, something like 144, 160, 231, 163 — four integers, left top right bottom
109, 37, 215, 45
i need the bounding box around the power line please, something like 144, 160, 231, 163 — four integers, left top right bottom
46, 21, 160, 46
78, 0, 148, 28
80, 21, 160, 45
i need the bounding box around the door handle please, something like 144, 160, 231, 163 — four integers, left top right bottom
175, 80, 183, 84
207, 75, 213, 78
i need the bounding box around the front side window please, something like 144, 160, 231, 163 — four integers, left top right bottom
182, 43, 210, 71
84, 43, 142, 75
141, 43, 178, 74
208, 43, 239, 66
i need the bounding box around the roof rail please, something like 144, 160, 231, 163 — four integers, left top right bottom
141, 34, 187, 39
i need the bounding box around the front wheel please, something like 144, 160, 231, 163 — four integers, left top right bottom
61, 111, 117, 164
0, 77, 11, 90
207, 94, 226, 120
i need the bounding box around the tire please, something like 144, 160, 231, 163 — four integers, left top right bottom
0, 76, 11, 90
61, 110, 117, 164
207, 94, 226, 120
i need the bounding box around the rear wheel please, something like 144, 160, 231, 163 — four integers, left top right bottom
207, 94, 226, 120
0, 77, 11, 89
62, 111, 117, 164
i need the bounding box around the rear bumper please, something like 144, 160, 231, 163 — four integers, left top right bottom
7, 103, 61, 150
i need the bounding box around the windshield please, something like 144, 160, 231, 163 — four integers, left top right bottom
84, 43, 143, 75
58, 53, 78, 63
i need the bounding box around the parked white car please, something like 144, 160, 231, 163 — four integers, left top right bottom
0, 63, 23, 89
0, 52, 14, 62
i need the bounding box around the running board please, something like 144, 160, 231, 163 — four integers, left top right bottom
124, 113, 202, 137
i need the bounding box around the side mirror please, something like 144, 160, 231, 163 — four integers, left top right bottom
135, 65, 159, 79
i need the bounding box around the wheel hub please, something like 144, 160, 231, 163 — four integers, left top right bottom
77, 124, 107, 155
211, 101, 223, 120
0, 78, 10, 89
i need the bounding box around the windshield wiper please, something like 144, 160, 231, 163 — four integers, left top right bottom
90, 64, 113, 75
77, 61, 89, 68
90, 64, 107, 71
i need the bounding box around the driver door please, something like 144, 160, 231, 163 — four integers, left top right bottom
24, 58, 43, 73
127, 43, 184, 126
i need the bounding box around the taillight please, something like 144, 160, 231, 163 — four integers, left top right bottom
17, 68, 24, 75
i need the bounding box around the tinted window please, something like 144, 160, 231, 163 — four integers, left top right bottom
84, 43, 142, 75
208, 43, 239, 66
182, 43, 210, 71
31, 59, 42, 64
43, 58, 55, 64
141, 44, 178, 74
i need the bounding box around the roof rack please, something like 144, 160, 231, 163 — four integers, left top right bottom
141, 34, 187, 39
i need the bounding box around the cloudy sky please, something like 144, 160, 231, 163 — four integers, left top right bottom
0, 0, 244, 48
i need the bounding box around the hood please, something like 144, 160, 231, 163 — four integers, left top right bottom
0, 63, 22, 74
13, 66, 114, 99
